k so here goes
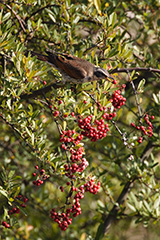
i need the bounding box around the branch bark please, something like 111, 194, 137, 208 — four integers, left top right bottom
18, 66, 160, 100
111, 67, 160, 74
102, 179, 134, 235
97, 139, 155, 238
20, 82, 64, 100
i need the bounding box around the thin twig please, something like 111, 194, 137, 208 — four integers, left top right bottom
41, 90, 74, 204
3, 3, 27, 33
110, 67, 160, 74
0, 113, 41, 161
25, 4, 60, 22
111, 120, 132, 149
127, 71, 143, 120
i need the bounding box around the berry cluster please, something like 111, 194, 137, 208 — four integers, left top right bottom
110, 89, 126, 109
131, 114, 154, 143
8, 195, 28, 217
60, 130, 83, 150
103, 111, 117, 121
8, 206, 20, 215
1, 221, 10, 228
50, 178, 100, 231
78, 115, 110, 141
32, 165, 49, 186
50, 208, 72, 231
49, 85, 126, 231
60, 130, 88, 178
49, 124, 101, 231
78, 87, 127, 141
84, 179, 100, 194
64, 157, 89, 176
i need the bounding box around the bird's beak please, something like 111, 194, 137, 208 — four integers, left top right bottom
106, 76, 113, 82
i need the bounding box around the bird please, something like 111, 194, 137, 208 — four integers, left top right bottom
28, 50, 115, 84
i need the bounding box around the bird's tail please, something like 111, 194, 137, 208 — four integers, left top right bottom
25, 51, 50, 62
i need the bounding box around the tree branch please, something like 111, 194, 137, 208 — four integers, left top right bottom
97, 139, 155, 237
102, 179, 134, 235
20, 82, 64, 100
25, 4, 60, 22
3, 2, 27, 33
19, 66, 160, 101
110, 67, 160, 74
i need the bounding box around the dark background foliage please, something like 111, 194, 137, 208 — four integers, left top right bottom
0, 0, 160, 239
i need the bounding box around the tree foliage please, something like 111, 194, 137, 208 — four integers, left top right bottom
0, 0, 160, 239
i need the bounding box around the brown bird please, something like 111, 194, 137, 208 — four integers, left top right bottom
29, 50, 115, 84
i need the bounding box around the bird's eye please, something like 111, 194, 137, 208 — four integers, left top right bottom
94, 71, 103, 77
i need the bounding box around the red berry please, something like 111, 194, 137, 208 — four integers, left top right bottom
40, 169, 45, 174
53, 111, 59, 117
131, 122, 136, 127
58, 100, 63, 105
113, 79, 117, 84
23, 197, 28, 203
60, 186, 64, 192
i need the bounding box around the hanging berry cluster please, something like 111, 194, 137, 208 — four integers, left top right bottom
49, 85, 128, 230
32, 165, 49, 186
78, 85, 126, 142
48, 126, 102, 231
2, 195, 28, 228
8, 194, 28, 216
28, 83, 128, 232
131, 114, 154, 143
110, 89, 126, 109
50, 178, 100, 231
78, 116, 109, 141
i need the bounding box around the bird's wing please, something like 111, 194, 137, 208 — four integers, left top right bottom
46, 52, 88, 79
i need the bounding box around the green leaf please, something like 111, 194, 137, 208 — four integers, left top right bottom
42, 24, 51, 38
2, 12, 11, 22
48, 13, 56, 23
130, 70, 135, 80
0, 187, 8, 199
8, 170, 15, 179
109, 12, 117, 26
95, 222, 104, 240
31, 133, 35, 145
25, 126, 32, 137
157, 19, 160, 27
72, 15, 80, 24
137, 78, 146, 91
63, 8, 69, 21
108, 49, 119, 58
97, 200, 105, 208
153, 92, 160, 104
143, 200, 151, 213
153, 196, 160, 209
93, 0, 101, 15
127, 202, 136, 212
37, 18, 42, 29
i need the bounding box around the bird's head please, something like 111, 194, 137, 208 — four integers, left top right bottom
94, 67, 114, 82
